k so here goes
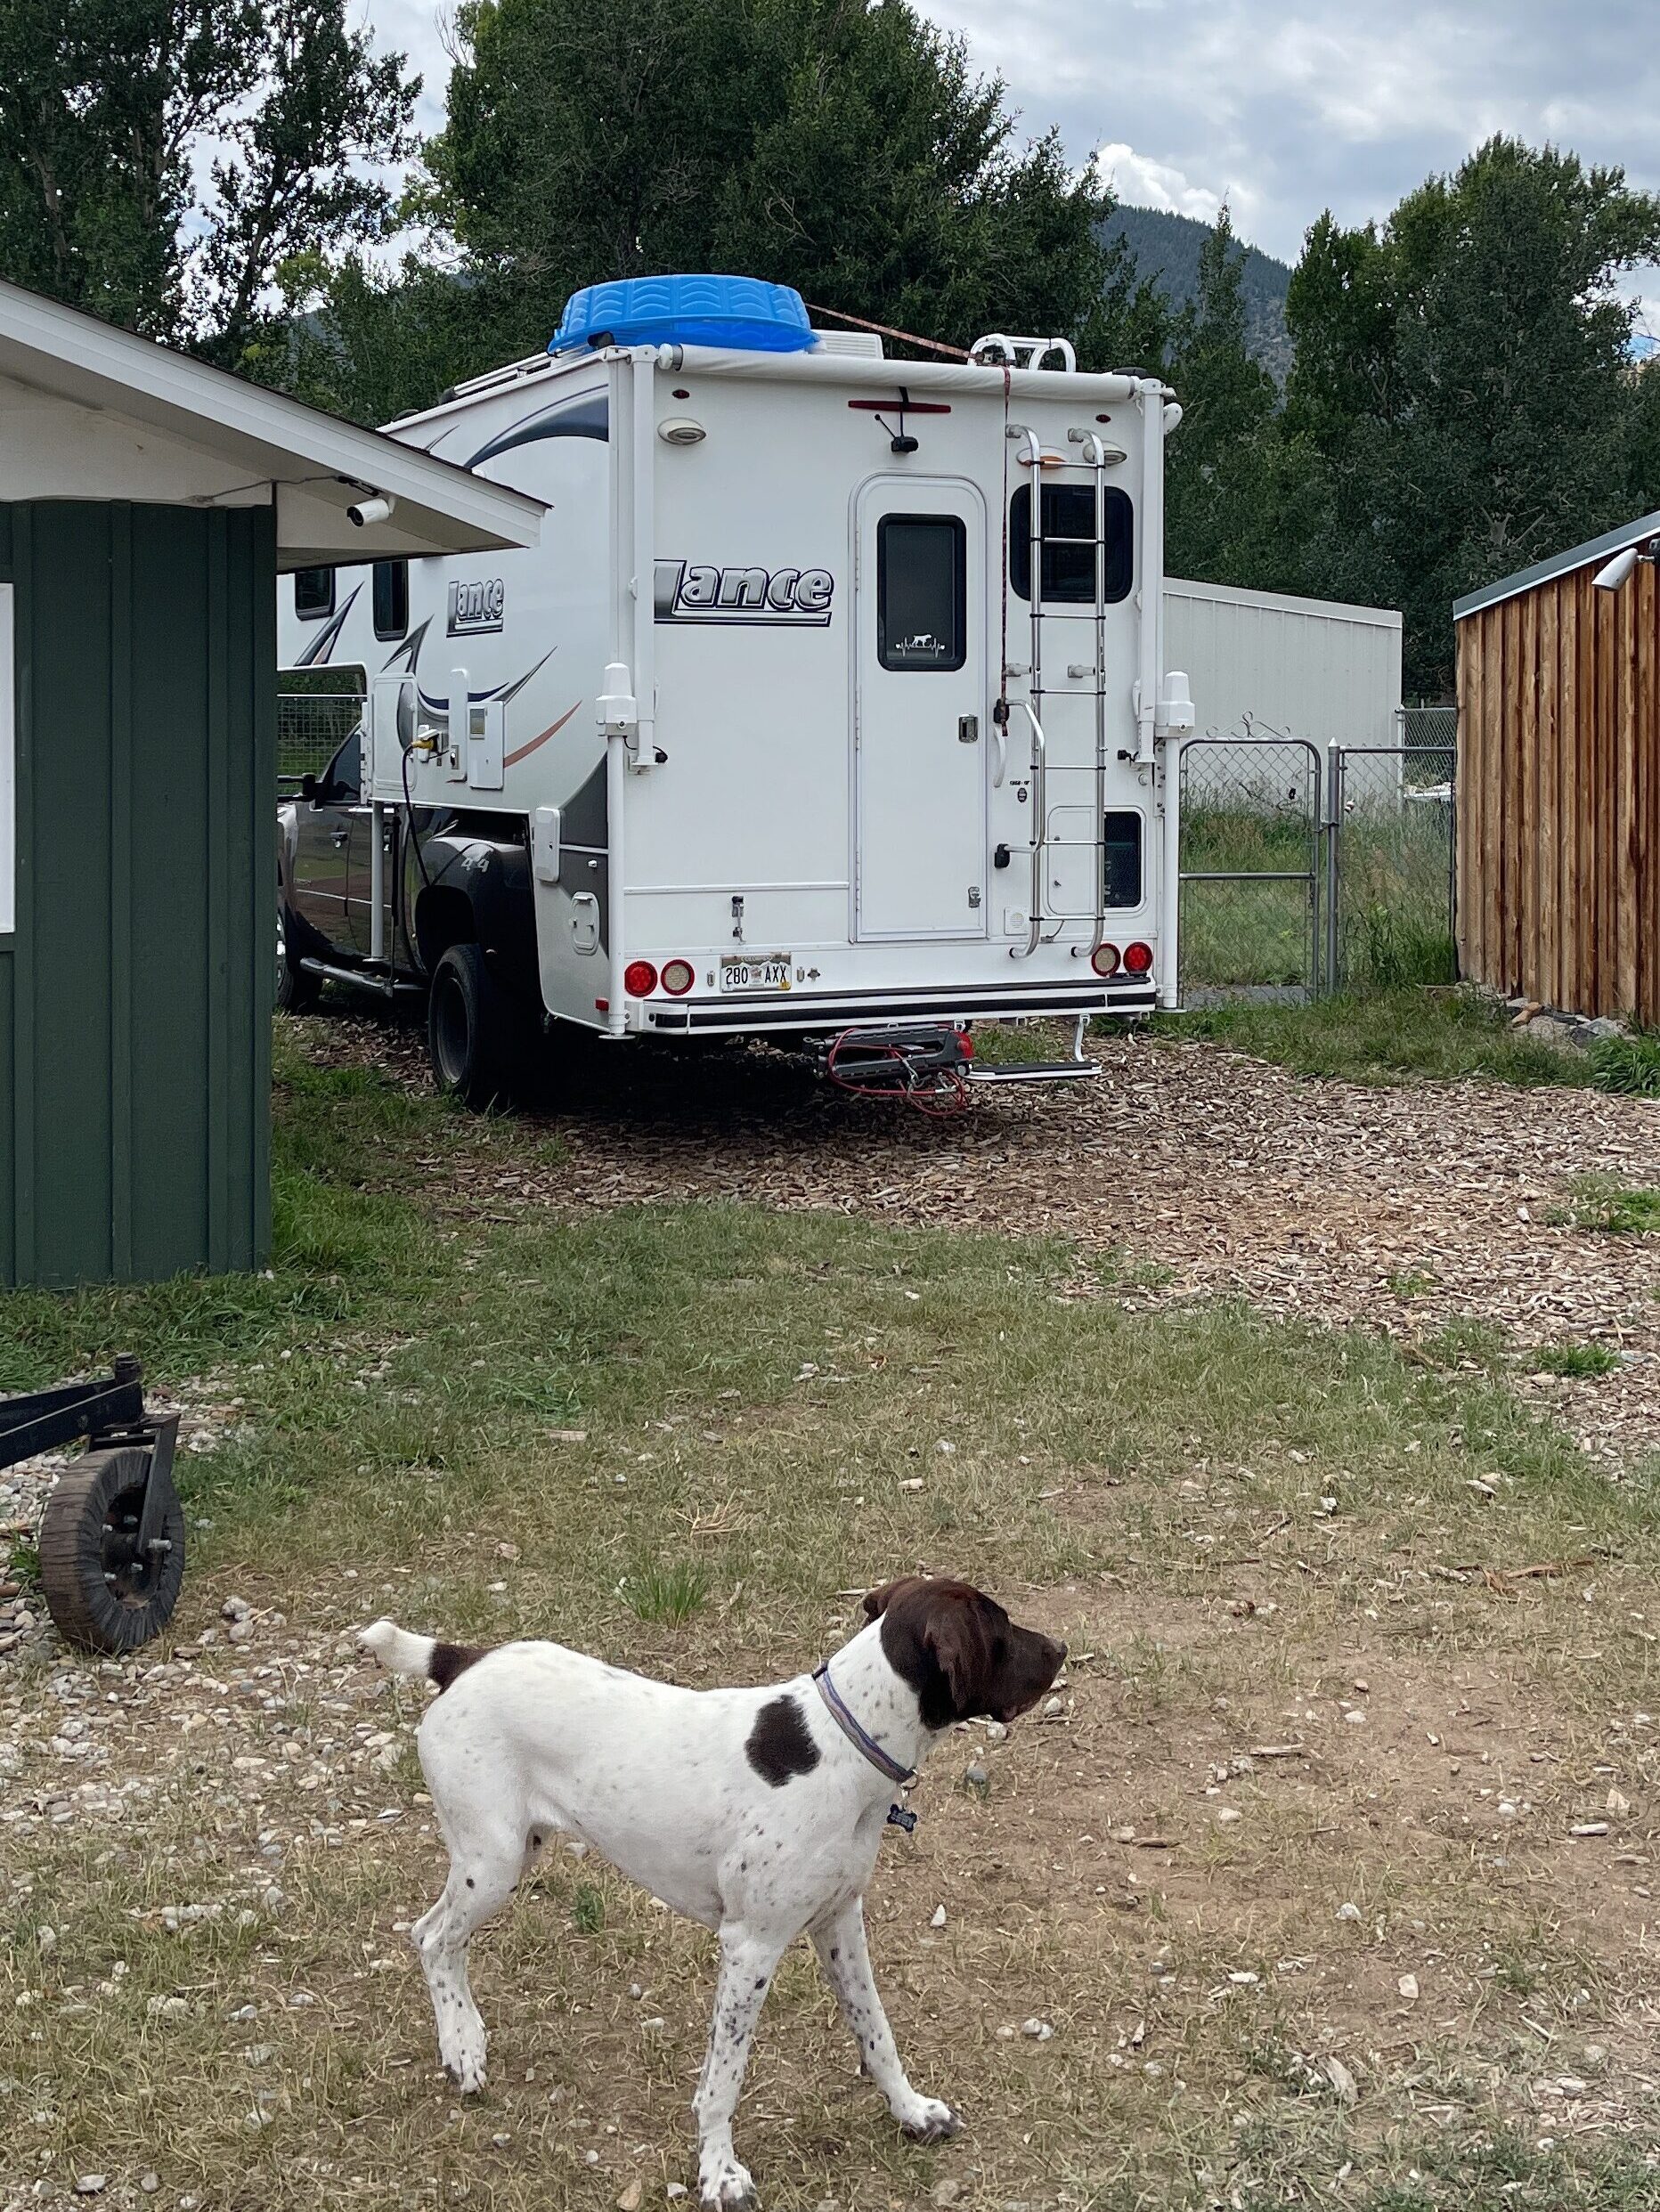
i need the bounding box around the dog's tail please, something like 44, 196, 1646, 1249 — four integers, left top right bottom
358, 1618, 487, 1693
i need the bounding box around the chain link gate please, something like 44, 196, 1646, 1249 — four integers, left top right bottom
1178, 735, 1324, 1003
1177, 717, 1458, 1003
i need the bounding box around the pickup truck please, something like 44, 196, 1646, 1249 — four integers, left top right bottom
276, 725, 546, 1108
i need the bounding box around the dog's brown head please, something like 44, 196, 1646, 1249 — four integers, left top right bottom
863, 1577, 1065, 1729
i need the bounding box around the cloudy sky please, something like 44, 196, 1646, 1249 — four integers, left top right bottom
369, 0, 1659, 328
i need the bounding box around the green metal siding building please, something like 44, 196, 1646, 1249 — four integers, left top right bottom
0, 502, 277, 1285
0, 283, 542, 1289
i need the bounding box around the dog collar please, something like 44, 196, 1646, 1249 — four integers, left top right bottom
812, 1663, 916, 1788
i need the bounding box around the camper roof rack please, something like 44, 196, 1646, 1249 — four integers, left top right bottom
968, 334, 1078, 372
441, 352, 562, 403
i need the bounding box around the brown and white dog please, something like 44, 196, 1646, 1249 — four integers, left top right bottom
361, 1576, 1064, 2208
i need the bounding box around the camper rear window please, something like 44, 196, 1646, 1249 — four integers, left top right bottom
1010, 484, 1133, 605
294, 568, 334, 619
1103, 810, 1143, 907
877, 515, 966, 671
373, 559, 409, 639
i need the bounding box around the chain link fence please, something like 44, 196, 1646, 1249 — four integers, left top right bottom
1330, 728, 1457, 992
277, 688, 363, 784
1178, 713, 1458, 1002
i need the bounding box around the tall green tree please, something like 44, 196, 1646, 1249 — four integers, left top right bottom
1162, 206, 1279, 582
417, 0, 1128, 371
0, 0, 419, 367
1282, 138, 1660, 690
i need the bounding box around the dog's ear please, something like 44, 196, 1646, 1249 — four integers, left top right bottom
921, 1593, 992, 1718
862, 1579, 907, 1621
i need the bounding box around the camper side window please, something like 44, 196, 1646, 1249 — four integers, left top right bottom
294, 568, 334, 619
1009, 484, 1133, 605
877, 515, 966, 672
373, 560, 409, 639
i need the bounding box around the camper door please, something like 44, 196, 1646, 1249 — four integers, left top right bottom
853, 479, 988, 940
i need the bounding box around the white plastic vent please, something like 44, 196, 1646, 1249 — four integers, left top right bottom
810, 329, 885, 359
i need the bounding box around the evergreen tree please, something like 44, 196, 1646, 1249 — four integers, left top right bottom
419, 0, 1124, 369
1162, 206, 1278, 581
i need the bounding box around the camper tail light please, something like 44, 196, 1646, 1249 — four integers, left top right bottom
661, 958, 695, 996
1090, 943, 1120, 978
623, 959, 659, 997
1123, 940, 1154, 976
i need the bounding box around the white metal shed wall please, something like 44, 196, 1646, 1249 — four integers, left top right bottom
1165, 577, 1403, 749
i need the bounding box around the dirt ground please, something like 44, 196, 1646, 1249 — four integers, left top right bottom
4, 1568, 1656, 2211
5, 1014, 1660, 2209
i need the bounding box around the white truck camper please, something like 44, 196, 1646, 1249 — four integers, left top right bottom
277, 275, 1195, 1106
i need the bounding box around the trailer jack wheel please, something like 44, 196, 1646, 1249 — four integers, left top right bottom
38, 1446, 186, 1655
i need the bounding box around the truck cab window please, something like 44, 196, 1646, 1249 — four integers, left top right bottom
294, 567, 334, 619
877, 515, 966, 671
1010, 484, 1133, 605
319, 731, 362, 804
373, 559, 409, 639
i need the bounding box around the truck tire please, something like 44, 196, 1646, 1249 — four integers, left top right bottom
38, 1447, 186, 1655
276, 899, 321, 1013
427, 940, 527, 1110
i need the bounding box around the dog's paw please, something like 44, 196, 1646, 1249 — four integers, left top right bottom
697, 2152, 755, 2208
442, 2041, 487, 2095
899, 2096, 961, 2143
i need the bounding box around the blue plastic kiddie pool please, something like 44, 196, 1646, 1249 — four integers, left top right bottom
549, 275, 817, 355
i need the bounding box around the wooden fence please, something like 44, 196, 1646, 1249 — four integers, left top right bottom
1456, 554, 1660, 1023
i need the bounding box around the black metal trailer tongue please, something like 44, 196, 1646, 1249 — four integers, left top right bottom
2, 1357, 185, 1654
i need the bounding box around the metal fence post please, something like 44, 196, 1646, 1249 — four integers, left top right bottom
1324, 738, 1342, 993
1448, 744, 1460, 980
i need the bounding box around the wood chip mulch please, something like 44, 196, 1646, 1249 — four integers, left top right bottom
307, 1014, 1660, 1473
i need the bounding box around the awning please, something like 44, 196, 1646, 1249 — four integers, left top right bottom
0, 279, 544, 569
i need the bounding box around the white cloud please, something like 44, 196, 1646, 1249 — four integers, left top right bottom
1091, 144, 1223, 225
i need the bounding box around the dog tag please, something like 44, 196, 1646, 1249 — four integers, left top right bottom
886, 1802, 918, 1834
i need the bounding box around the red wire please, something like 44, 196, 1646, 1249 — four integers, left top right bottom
825, 1029, 971, 1117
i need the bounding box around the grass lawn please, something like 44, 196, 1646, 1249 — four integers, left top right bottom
1153, 987, 1611, 1089
3, 1028, 1658, 2210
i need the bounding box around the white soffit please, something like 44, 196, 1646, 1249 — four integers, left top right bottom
0, 280, 543, 569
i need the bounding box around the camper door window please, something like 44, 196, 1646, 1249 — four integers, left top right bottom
1010, 484, 1133, 606
877, 515, 967, 672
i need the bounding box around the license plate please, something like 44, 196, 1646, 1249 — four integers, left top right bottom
720, 955, 793, 994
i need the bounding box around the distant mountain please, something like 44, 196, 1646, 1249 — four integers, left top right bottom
1103, 204, 1294, 381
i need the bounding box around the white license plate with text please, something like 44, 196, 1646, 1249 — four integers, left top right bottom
720, 955, 793, 993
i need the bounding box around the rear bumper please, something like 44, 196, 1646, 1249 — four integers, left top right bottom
640, 978, 1156, 1035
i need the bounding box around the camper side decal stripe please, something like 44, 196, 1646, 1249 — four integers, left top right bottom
503, 700, 582, 769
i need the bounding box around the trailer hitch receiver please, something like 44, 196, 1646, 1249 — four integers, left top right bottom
818, 1024, 974, 1114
